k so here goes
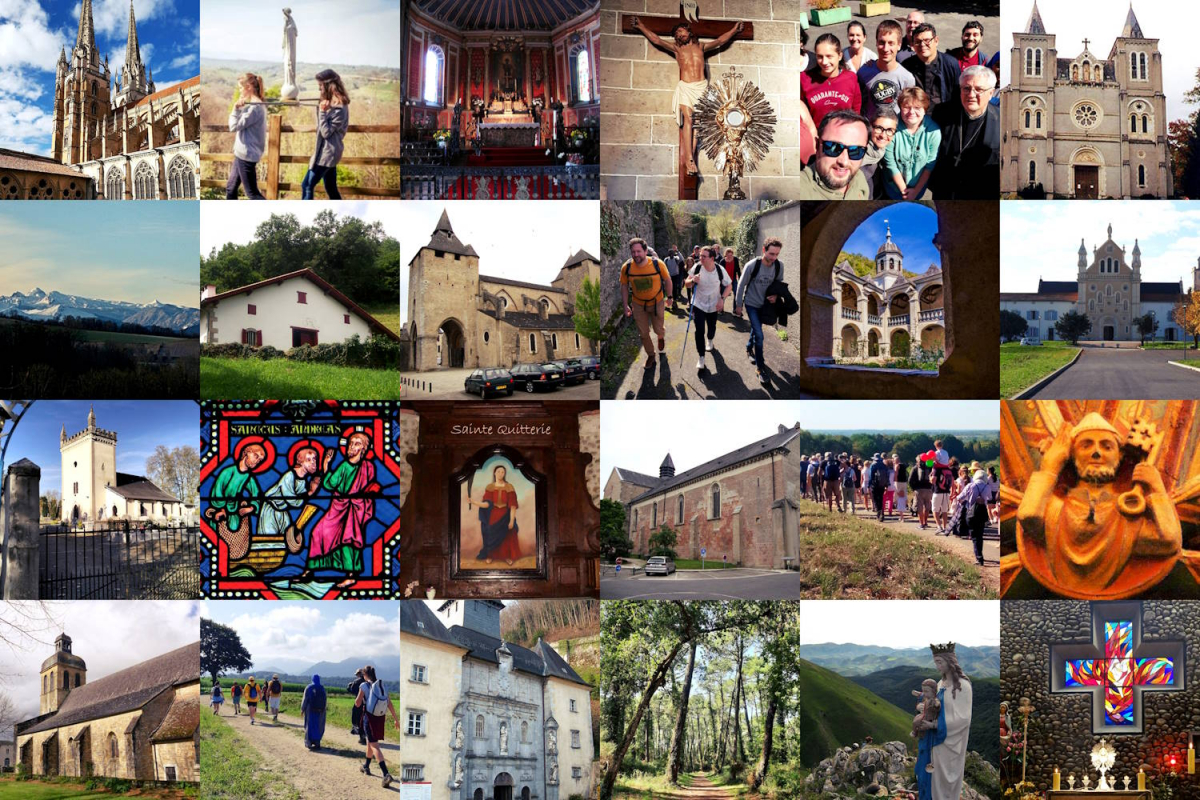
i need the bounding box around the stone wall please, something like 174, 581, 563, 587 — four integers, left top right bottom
579, 409, 601, 507
753, 200, 805, 347
599, 201, 655, 355
600, 0, 805, 199
1001, 601, 1200, 792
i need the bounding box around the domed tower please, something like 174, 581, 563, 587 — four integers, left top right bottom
874, 221, 904, 289
40, 633, 87, 715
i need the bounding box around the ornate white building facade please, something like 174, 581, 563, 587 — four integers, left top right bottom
833, 224, 946, 359
1001, 2, 1171, 198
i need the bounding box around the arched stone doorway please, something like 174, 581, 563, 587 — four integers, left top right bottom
494, 771, 515, 800
867, 329, 880, 357
840, 325, 859, 358
72, 505, 80, 522
438, 319, 467, 368
891, 329, 911, 357
1069, 146, 1104, 199
920, 325, 945, 352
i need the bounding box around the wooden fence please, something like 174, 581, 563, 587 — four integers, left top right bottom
201, 114, 402, 199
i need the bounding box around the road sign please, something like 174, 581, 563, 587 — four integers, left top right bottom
615, 564, 621, 573
700, 547, 707, 557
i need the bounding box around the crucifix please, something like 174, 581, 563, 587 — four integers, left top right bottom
1082, 37, 1090, 51
621, 6, 753, 198
1051, 601, 1183, 735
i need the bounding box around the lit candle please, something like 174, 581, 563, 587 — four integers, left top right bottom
1054, 767, 1061, 791
1139, 767, 1146, 791
1190, 740, 1195, 775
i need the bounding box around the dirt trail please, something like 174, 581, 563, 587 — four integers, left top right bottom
636, 773, 737, 800
211, 706, 401, 799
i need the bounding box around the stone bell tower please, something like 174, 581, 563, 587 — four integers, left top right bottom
40, 633, 87, 715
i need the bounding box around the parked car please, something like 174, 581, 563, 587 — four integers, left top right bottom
643, 555, 676, 575
464, 368, 513, 398
552, 358, 586, 385
509, 363, 565, 393
578, 355, 600, 380
1019, 337, 1042, 346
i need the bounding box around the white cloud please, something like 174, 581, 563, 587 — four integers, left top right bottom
212, 603, 397, 669
0, 0, 64, 69
165, 51, 195, 70
0, 95, 53, 153
87, 0, 173, 40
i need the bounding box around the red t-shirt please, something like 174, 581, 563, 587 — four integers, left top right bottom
800, 68, 863, 130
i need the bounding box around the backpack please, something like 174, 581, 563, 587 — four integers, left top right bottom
247, 684, 259, 702
841, 466, 857, 487
622, 258, 667, 305
740, 257, 781, 300
934, 467, 953, 493
871, 463, 889, 490
823, 459, 840, 481
895, 464, 908, 483
364, 680, 389, 716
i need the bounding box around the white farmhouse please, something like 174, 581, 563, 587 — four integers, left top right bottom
200, 268, 399, 350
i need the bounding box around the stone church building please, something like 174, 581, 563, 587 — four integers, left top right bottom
16, 635, 199, 783
0, 0, 199, 200
607, 424, 804, 569
1001, 2, 1171, 198
60, 406, 184, 523
832, 222, 945, 359
399, 600, 594, 800
406, 210, 599, 371
1000, 223, 1195, 341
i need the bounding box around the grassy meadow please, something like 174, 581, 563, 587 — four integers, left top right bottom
0, 776, 196, 799
202, 679, 398, 744
200, 358, 398, 400
999, 340, 1079, 397
198, 711, 300, 800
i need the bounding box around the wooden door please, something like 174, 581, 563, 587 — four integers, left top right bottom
1074, 166, 1099, 198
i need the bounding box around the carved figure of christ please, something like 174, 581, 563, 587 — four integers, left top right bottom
630, 16, 745, 175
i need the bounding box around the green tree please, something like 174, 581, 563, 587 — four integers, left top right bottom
706, 205, 740, 246
648, 525, 678, 559
573, 277, 601, 352
1055, 311, 1092, 344
1136, 313, 1159, 345
200, 618, 252, 680
599, 498, 632, 562
1000, 310, 1028, 342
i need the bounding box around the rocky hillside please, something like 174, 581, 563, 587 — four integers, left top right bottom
806, 742, 1000, 800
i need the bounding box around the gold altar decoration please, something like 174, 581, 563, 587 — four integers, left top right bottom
693, 68, 776, 200
1000, 401, 1200, 598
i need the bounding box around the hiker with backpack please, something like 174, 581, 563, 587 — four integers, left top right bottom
733, 238, 784, 384
960, 469, 990, 565
909, 454, 935, 529
302, 674, 327, 751
682, 245, 732, 372
211, 680, 224, 715
245, 676, 260, 724
620, 237, 674, 372
807, 457, 823, 503
348, 667, 367, 745
841, 455, 860, 515
821, 452, 843, 513
268, 674, 283, 722
230, 681, 242, 715
355, 665, 400, 788
891, 453, 909, 520
868, 453, 890, 522
931, 458, 955, 533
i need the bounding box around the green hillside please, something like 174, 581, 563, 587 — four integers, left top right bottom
849, 665, 1001, 767
798, 658, 913, 767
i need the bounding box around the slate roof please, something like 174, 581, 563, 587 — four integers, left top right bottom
1039, 280, 1078, 294
421, 209, 478, 258
481, 309, 579, 330
562, 249, 598, 269
628, 426, 802, 503
401, 603, 590, 687
614, 468, 658, 488
111, 473, 178, 503
149, 694, 199, 742
481, 275, 566, 294
21, 642, 199, 736
1025, 0, 1046, 34
1121, 6, 1144, 38
1142, 281, 1184, 301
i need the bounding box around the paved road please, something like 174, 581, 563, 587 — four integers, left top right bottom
1032, 347, 1200, 399
600, 567, 800, 599
400, 368, 600, 400
603, 303, 813, 400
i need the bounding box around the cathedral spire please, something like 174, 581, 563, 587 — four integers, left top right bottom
1025, 0, 1046, 35
125, 0, 142, 70
75, 0, 97, 52
1121, 4, 1144, 38
1078, 238, 1087, 269
60, 424, 67, 445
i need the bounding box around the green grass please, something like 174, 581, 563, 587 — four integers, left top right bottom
670, 558, 739, 571
362, 304, 401, 338
1141, 341, 1198, 350
999, 340, 1079, 397
792, 499, 997, 599
199, 712, 300, 799
798, 659, 913, 767
201, 357, 398, 399
202, 679, 397, 743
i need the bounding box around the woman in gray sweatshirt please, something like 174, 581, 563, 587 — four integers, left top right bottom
226, 73, 268, 199
301, 69, 350, 199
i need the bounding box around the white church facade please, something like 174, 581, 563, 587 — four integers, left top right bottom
200, 268, 401, 350
60, 406, 183, 524
1000, 224, 1195, 341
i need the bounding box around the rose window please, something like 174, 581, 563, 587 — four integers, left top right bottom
1075, 103, 1099, 128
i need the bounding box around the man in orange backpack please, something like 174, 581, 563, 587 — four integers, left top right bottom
620, 237, 674, 371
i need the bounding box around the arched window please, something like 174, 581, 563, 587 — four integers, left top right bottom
551, 333, 558, 350
1035, 49, 1042, 75
651, 502, 657, 527
91, 81, 97, 96
1035, 110, 1042, 128
424, 46, 445, 106
1106, 284, 1113, 296
1131, 114, 1138, 132
63, 671, 70, 688
133, 161, 155, 200
1141, 115, 1148, 133
677, 494, 684, 523
1138, 164, 1146, 187
571, 46, 592, 103
710, 483, 720, 518
1028, 161, 1036, 183
521, 721, 528, 743
168, 155, 195, 199
1024, 110, 1031, 128
529, 333, 537, 353
105, 166, 123, 200
43, 675, 47, 693
90, 102, 96, 115
1025, 49, 1033, 75
108, 733, 118, 759
633, 508, 638, 527
476, 715, 485, 738
74, 673, 80, 687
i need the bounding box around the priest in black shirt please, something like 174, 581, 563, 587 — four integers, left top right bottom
930, 65, 999, 200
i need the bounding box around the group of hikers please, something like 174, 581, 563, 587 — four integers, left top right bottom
620, 236, 798, 385
799, 439, 998, 566
209, 665, 401, 789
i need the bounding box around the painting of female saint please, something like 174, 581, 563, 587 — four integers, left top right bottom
452, 448, 546, 577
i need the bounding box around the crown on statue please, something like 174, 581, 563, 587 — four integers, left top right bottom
930, 641, 957, 656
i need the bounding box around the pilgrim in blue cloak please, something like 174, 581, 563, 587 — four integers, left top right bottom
302, 674, 327, 749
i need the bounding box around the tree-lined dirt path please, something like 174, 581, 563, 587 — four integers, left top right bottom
212, 707, 401, 799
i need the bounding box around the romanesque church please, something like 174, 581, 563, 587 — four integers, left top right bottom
399, 600, 594, 800
15, 635, 199, 783
405, 210, 599, 371
1001, 2, 1171, 198
0, 0, 199, 200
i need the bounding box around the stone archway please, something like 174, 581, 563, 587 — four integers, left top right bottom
868, 329, 880, 357
437, 319, 467, 368
1069, 147, 1105, 198
920, 325, 945, 352
840, 324, 860, 358
495, 771, 515, 800
891, 329, 911, 357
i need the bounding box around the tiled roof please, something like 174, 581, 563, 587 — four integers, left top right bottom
111, 473, 178, 502
22, 642, 199, 736
615, 468, 658, 488
130, 76, 200, 108
150, 694, 199, 742
563, 249, 598, 269
0, 148, 84, 178
629, 427, 801, 503
481, 309, 578, 329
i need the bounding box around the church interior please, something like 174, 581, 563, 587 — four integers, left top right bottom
400, 0, 600, 199
1001, 601, 1200, 800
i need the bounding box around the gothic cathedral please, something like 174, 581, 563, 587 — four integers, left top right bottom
1001, 2, 1171, 198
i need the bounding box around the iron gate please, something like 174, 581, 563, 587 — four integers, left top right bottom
39, 521, 200, 600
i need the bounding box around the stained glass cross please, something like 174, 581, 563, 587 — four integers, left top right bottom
1050, 602, 1184, 734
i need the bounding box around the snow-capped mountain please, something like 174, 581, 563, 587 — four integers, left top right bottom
0, 289, 199, 335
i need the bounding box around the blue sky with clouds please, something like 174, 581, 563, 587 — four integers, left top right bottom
0, 0, 200, 155
841, 202, 942, 274
5, 400, 196, 496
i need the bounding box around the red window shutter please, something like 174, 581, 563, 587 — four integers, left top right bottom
297, 291, 307, 303
241, 329, 248, 344
248, 304, 256, 315
256, 331, 263, 347
344, 314, 350, 324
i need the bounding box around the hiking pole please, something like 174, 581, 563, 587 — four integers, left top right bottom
679, 291, 696, 367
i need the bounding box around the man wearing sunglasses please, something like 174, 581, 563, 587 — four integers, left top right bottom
797, 110, 872, 200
